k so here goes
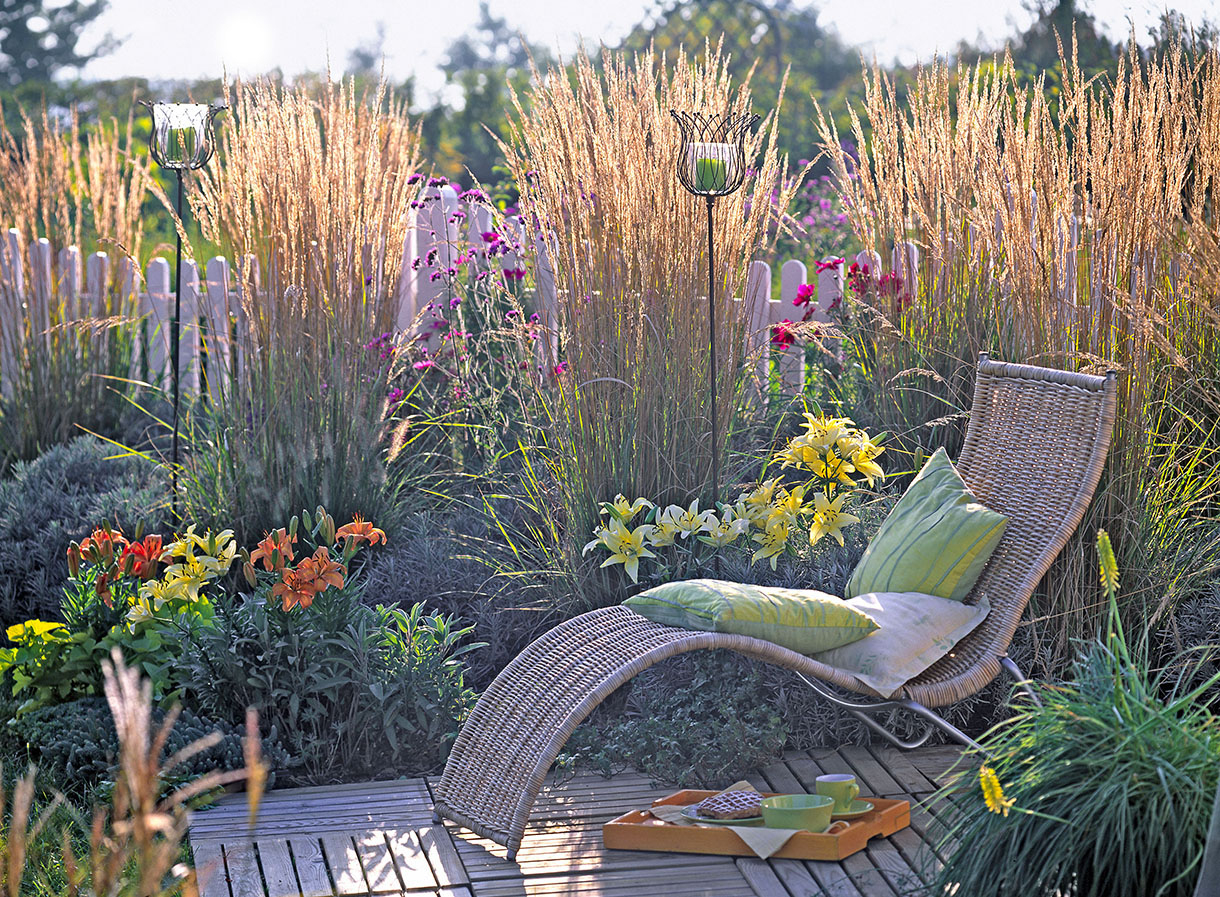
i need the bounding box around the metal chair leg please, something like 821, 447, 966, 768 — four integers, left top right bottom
795, 673, 988, 754
999, 655, 1042, 707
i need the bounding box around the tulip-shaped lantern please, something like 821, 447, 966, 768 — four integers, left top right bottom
141, 101, 225, 517
670, 109, 758, 509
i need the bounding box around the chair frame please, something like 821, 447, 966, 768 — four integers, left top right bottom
432, 354, 1118, 858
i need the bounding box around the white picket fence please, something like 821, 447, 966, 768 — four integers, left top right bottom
0, 181, 921, 402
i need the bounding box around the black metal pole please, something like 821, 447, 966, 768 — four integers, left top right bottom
706, 194, 718, 509
171, 169, 183, 519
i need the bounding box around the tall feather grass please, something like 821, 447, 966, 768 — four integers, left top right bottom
0, 105, 153, 469
815, 36, 1220, 671
500, 46, 797, 607
188, 77, 423, 539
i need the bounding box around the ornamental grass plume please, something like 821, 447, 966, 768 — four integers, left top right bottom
815, 35, 1220, 673
0, 104, 154, 469
189, 77, 423, 540
502, 44, 797, 605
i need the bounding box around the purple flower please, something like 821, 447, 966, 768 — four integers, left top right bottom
413, 360, 434, 370
407, 173, 423, 185
505, 309, 520, 319
428, 176, 449, 187
449, 297, 462, 308
481, 231, 501, 243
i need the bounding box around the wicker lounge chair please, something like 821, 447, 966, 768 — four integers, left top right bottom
433, 354, 1118, 858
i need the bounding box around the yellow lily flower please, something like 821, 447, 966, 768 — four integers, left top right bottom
799, 413, 849, 449
850, 441, 886, 486
606, 494, 653, 523
698, 508, 751, 548
751, 520, 790, 570
808, 492, 861, 547
740, 479, 781, 522
647, 517, 682, 548
665, 500, 717, 538
597, 518, 657, 583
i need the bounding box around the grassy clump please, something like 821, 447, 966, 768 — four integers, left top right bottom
934, 532, 1220, 896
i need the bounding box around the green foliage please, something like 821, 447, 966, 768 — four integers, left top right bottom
0, 563, 208, 717
934, 532, 1220, 896
0, 0, 116, 88
13, 696, 287, 797
174, 581, 482, 783
0, 438, 165, 628
560, 652, 787, 788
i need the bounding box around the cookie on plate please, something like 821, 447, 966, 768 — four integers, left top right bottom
696, 789, 763, 820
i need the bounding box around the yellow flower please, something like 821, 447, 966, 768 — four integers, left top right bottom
810, 446, 857, 487
597, 518, 657, 583
979, 765, 1015, 817
664, 500, 717, 538
808, 492, 861, 547
1097, 529, 1119, 595
647, 517, 682, 548
740, 480, 781, 526
751, 520, 790, 570
166, 525, 237, 574
698, 508, 751, 548
799, 413, 849, 449
849, 440, 886, 487
605, 494, 652, 524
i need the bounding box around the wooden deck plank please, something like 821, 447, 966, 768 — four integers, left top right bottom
385, 829, 439, 891
837, 745, 904, 797
804, 859, 865, 897
735, 858, 789, 897
287, 838, 333, 897
419, 825, 470, 887
865, 837, 926, 895
770, 858, 844, 897
887, 825, 939, 884
191, 839, 229, 897
439, 889, 473, 897
907, 745, 971, 787
222, 842, 264, 897
839, 849, 899, 897
257, 840, 301, 897
783, 753, 828, 789
806, 748, 859, 782
865, 744, 939, 795
353, 832, 400, 894
472, 864, 756, 896
758, 760, 804, 795
319, 835, 367, 896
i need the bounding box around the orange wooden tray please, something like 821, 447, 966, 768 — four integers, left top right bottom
603, 789, 910, 861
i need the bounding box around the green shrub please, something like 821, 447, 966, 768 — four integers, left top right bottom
0, 438, 165, 627
933, 532, 1220, 896
561, 652, 788, 788
175, 581, 482, 783
13, 696, 288, 798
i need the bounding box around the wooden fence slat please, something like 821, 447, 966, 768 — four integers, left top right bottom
28, 239, 51, 349
204, 256, 233, 403
87, 251, 110, 316
58, 246, 81, 319
777, 258, 806, 394
179, 259, 201, 398
145, 257, 172, 392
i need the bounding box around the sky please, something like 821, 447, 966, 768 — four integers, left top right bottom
78, 0, 1218, 102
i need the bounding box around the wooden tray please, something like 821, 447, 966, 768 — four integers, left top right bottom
603, 789, 910, 861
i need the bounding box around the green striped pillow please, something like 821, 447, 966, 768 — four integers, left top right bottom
624, 579, 878, 655
846, 448, 1008, 602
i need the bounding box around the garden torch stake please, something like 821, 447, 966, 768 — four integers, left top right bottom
171, 170, 183, 518
706, 194, 718, 509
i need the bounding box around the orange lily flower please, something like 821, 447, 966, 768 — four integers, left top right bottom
250, 528, 297, 572
121, 535, 167, 581
75, 525, 129, 566
271, 566, 319, 611
335, 514, 386, 546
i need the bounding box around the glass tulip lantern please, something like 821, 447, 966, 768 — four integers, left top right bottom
670, 109, 758, 511
141, 101, 226, 516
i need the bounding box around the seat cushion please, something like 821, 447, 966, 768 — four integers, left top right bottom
846, 447, 1008, 602
623, 578, 879, 655
812, 591, 991, 698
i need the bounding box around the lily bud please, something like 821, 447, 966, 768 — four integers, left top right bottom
302, 508, 313, 532
67, 544, 81, 579
243, 562, 257, 587
289, 515, 299, 537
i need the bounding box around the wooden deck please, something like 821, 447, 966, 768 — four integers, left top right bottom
188, 744, 968, 897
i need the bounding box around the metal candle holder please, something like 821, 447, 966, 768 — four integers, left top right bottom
141, 101, 225, 518
669, 109, 758, 510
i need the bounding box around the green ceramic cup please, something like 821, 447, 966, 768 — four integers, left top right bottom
759, 794, 835, 832
816, 774, 860, 812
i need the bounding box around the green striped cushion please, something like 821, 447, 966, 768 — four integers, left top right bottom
846, 448, 1008, 602
624, 579, 879, 655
